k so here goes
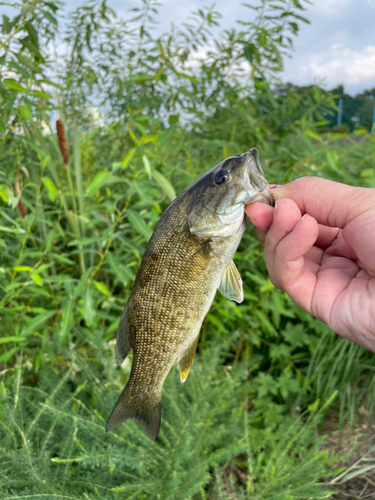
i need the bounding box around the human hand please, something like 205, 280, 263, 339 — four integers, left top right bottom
246, 177, 375, 352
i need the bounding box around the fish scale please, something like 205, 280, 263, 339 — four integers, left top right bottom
106, 149, 273, 440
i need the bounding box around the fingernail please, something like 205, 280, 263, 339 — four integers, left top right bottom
302, 214, 309, 221
275, 199, 279, 208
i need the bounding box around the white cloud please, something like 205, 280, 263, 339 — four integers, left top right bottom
308, 0, 352, 17
310, 45, 375, 86
283, 44, 375, 89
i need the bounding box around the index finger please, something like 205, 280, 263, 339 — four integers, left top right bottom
271, 177, 374, 229
245, 201, 340, 249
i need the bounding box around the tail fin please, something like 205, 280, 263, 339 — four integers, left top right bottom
105, 384, 161, 441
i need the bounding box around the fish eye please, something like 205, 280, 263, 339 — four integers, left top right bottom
214, 171, 231, 185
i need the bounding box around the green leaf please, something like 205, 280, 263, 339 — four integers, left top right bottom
121, 148, 136, 168
42, 176, 57, 200
127, 210, 152, 241
51, 254, 75, 265
25, 21, 39, 45
44, 275, 75, 283
0, 117, 5, 135
60, 300, 74, 341
158, 125, 176, 147
0, 347, 24, 363
2, 14, 11, 34
243, 44, 256, 63
15, 53, 40, 73
32, 90, 51, 99
0, 185, 14, 203
256, 372, 278, 397
68, 236, 103, 247
304, 129, 323, 143
142, 155, 152, 179
0, 225, 25, 234
111, 161, 123, 171
0, 337, 28, 344
19, 104, 32, 120
128, 74, 155, 82
325, 150, 339, 172
360, 168, 374, 178
174, 71, 199, 84
136, 134, 158, 146
93, 280, 111, 296
254, 310, 278, 336
152, 170, 176, 201
13, 265, 32, 272
86, 171, 111, 197
45, 229, 56, 253
206, 314, 227, 333
22, 137, 49, 158
3, 79, 26, 92
282, 322, 308, 347
27, 286, 51, 298
30, 273, 44, 286
73, 268, 92, 300
168, 115, 179, 125
278, 371, 300, 398
354, 128, 368, 135
105, 251, 135, 285
42, 10, 57, 26
269, 343, 291, 359
82, 283, 96, 326
21, 310, 56, 337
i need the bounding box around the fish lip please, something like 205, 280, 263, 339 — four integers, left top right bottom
249, 189, 274, 207
237, 152, 274, 206
269, 191, 275, 206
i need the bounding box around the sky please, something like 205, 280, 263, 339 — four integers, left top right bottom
283, 0, 375, 95
5, 0, 375, 95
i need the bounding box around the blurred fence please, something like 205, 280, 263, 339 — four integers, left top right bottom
335, 98, 375, 130
258, 97, 375, 132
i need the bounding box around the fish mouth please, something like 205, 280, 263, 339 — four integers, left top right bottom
249, 189, 274, 207
239, 151, 274, 207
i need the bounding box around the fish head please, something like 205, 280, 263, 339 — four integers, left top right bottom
204, 148, 274, 212
188, 148, 273, 238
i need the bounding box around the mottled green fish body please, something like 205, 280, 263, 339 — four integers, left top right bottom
106, 149, 273, 440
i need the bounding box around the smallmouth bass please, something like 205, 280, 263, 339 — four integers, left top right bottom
106, 149, 273, 440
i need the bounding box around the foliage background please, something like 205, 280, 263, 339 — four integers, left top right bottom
1, 0, 375, 498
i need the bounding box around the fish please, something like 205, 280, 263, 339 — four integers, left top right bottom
106, 148, 273, 440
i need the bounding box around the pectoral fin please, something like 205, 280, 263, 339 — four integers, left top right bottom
219, 260, 243, 303
179, 334, 200, 383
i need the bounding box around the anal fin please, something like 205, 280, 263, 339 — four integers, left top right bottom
179, 334, 200, 383
115, 308, 132, 365
219, 260, 243, 303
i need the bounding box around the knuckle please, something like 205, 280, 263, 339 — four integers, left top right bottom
293, 176, 314, 190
